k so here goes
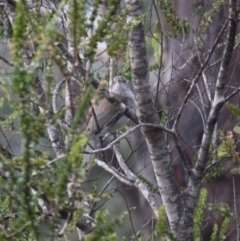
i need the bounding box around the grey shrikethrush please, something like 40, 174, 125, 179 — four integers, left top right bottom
84, 75, 136, 167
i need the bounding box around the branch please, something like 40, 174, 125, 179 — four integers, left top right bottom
172, 20, 228, 130
192, 0, 238, 181
125, 0, 189, 238
57, 42, 139, 125
113, 144, 159, 217
84, 123, 173, 155
34, 75, 65, 157
2, 2, 93, 237
3, 1, 65, 157
94, 158, 135, 184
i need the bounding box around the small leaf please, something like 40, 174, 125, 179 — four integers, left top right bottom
226, 102, 240, 119
233, 126, 240, 134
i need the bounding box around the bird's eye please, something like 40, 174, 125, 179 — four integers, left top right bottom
113, 76, 127, 84
121, 77, 126, 83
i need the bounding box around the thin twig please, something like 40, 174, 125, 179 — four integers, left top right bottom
233, 177, 240, 241
84, 123, 173, 155
152, 0, 163, 106
173, 20, 228, 130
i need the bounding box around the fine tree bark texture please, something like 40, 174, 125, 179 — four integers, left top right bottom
126, 0, 195, 240
126, 0, 238, 240
0, 0, 239, 240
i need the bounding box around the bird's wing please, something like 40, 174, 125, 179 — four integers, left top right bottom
87, 93, 128, 134
90, 108, 123, 134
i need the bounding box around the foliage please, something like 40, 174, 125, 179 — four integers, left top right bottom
0, 0, 239, 240
218, 130, 240, 162
225, 103, 240, 174
194, 190, 233, 241
0, 0, 151, 239
138, 175, 159, 194
196, 0, 226, 48
208, 203, 232, 241
86, 210, 127, 241
159, 0, 189, 37
152, 205, 179, 241
194, 188, 208, 241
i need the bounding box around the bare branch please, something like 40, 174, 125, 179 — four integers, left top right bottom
84, 123, 173, 155
113, 144, 159, 216
172, 20, 228, 130
193, 0, 238, 181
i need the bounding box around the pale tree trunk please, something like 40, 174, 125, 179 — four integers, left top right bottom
125, 0, 195, 240
2, 0, 238, 239
126, 0, 238, 240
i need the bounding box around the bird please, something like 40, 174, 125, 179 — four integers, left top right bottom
83, 75, 136, 168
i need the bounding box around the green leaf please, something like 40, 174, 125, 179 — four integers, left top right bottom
194, 188, 208, 241
226, 102, 240, 119
210, 224, 219, 241
233, 126, 240, 134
